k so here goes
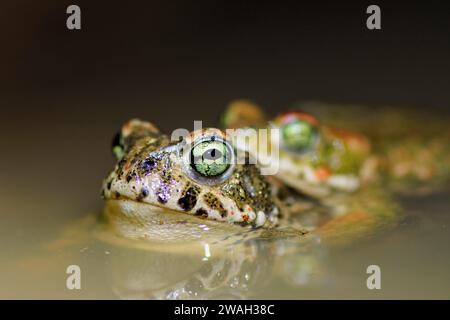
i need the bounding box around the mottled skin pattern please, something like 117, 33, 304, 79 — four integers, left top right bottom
102, 119, 278, 228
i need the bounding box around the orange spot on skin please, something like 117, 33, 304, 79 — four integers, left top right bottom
315, 166, 332, 181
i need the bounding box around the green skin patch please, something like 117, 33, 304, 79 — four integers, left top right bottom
191, 141, 230, 177
112, 145, 125, 160
306, 134, 367, 175
282, 121, 315, 151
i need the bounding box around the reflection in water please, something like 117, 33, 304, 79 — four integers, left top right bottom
106, 239, 277, 299
94, 230, 329, 299
8, 188, 450, 299
36, 207, 327, 299
74, 186, 397, 299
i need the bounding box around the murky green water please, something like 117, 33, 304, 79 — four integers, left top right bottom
1, 190, 449, 299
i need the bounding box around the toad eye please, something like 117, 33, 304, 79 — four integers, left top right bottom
281, 120, 318, 153
182, 136, 235, 185
191, 140, 230, 177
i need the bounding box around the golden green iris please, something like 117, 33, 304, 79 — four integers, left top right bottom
281, 120, 316, 152
190, 140, 230, 177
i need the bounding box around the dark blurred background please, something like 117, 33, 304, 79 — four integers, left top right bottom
0, 1, 449, 233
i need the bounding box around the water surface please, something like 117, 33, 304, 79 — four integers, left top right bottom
1, 190, 449, 299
